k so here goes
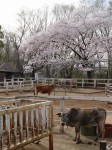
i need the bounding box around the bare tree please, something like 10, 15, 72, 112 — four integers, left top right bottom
7, 7, 50, 72
80, 0, 107, 10
51, 4, 75, 23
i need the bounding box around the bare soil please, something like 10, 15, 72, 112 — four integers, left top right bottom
0, 88, 112, 150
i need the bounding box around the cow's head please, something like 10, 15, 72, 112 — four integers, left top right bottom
57, 112, 70, 126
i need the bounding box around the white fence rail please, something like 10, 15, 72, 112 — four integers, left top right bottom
0, 95, 111, 114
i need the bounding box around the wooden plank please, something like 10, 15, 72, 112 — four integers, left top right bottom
0, 114, 3, 148
31, 109, 34, 137
49, 105, 53, 150
5, 113, 11, 148
14, 112, 17, 145
0, 101, 52, 116
19, 111, 23, 143
35, 108, 39, 136
26, 110, 29, 140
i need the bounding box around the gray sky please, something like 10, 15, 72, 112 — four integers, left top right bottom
0, 0, 80, 31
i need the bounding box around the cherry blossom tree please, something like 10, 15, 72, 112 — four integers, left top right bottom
21, 7, 112, 78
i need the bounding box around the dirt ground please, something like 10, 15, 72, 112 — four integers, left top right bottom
18, 126, 103, 150
0, 88, 112, 150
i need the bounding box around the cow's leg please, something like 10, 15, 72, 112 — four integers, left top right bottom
73, 127, 77, 141
74, 125, 81, 144
95, 122, 105, 141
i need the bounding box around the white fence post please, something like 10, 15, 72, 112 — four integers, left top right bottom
19, 82, 22, 93
31, 80, 34, 89
82, 79, 84, 88
60, 100, 64, 112
6, 82, 8, 94
11, 78, 14, 88
94, 79, 96, 88
60, 99, 65, 132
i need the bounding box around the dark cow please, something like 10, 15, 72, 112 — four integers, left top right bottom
57, 107, 106, 144
34, 84, 56, 96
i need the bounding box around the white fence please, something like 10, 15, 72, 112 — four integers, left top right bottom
105, 83, 112, 96
0, 79, 35, 94
0, 77, 112, 94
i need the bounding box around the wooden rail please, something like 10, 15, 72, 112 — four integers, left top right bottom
0, 99, 53, 150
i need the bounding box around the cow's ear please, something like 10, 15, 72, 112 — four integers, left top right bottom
56, 113, 61, 117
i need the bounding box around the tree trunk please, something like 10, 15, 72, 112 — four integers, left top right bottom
87, 71, 93, 79
46, 65, 50, 78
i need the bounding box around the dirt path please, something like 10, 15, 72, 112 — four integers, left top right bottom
18, 125, 112, 150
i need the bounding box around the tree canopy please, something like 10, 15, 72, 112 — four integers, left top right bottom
21, 7, 112, 78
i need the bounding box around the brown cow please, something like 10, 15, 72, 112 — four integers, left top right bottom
57, 107, 106, 144
34, 84, 56, 96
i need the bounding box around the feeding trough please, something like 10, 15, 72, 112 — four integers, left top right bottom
81, 124, 112, 138
81, 125, 97, 136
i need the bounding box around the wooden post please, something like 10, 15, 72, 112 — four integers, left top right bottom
49, 105, 53, 150
60, 100, 64, 132
100, 141, 107, 150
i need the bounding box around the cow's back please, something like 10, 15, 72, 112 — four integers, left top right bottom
67, 108, 106, 127
80, 108, 106, 126
80, 109, 94, 125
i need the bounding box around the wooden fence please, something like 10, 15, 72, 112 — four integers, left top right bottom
0, 99, 53, 150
